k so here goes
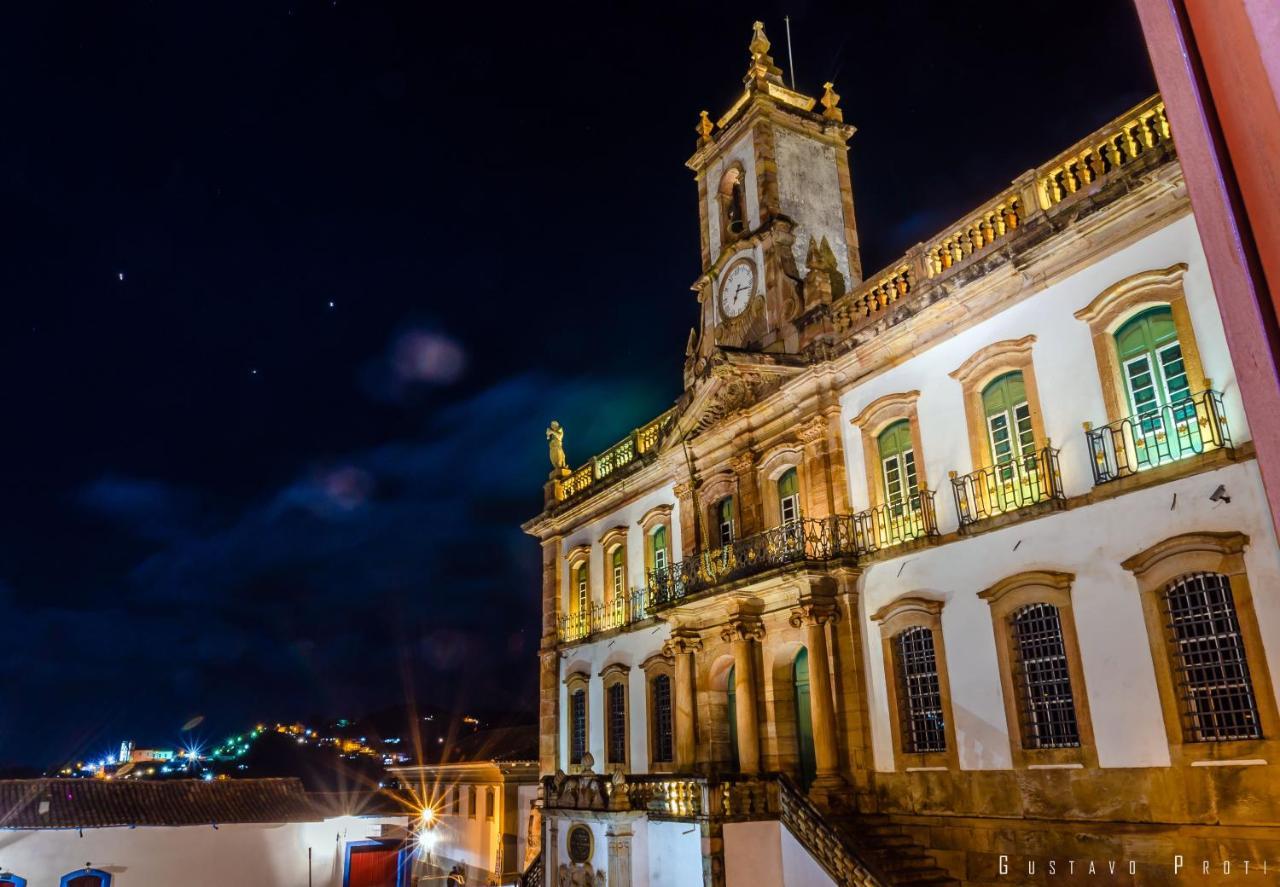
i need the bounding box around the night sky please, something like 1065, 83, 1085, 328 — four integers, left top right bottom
0, 1, 1155, 767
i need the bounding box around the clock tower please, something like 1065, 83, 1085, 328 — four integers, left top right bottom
684, 21, 861, 387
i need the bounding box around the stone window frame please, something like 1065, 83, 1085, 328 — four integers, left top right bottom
564, 545, 593, 622
870, 595, 959, 771
1121, 531, 1280, 765
638, 505, 674, 579
977, 570, 1098, 769
1073, 264, 1208, 425
641, 652, 676, 772
599, 663, 631, 773
850, 390, 928, 510
699, 471, 741, 548
467, 784, 477, 820
564, 669, 592, 773
758, 445, 807, 529
598, 526, 629, 608
949, 335, 1049, 472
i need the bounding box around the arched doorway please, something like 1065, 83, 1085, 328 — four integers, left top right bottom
793, 648, 817, 789
726, 664, 739, 771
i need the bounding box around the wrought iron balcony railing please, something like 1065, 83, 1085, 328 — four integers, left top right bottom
558, 588, 649, 644
951, 446, 1065, 529
1085, 389, 1231, 485
648, 501, 938, 609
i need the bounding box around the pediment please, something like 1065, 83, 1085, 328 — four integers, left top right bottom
670, 348, 804, 439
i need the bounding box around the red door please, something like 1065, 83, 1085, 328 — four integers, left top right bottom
347, 845, 399, 887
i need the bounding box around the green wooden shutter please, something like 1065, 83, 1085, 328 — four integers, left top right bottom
982, 371, 1036, 467
877, 420, 918, 509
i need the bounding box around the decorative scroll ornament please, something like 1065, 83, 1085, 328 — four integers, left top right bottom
721, 616, 765, 644
663, 630, 703, 658
797, 415, 827, 444
789, 601, 839, 629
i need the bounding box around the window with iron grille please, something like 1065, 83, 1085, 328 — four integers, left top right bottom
651, 674, 674, 763
893, 626, 946, 754
607, 681, 627, 764
570, 689, 587, 765
452, 786, 461, 815
1010, 603, 1080, 748
485, 786, 495, 820
467, 785, 477, 819
1163, 572, 1262, 742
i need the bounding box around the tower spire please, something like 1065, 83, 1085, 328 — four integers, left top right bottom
745, 20, 784, 87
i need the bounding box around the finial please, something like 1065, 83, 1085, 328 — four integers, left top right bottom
821, 82, 843, 122
696, 110, 714, 145
745, 20, 783, 85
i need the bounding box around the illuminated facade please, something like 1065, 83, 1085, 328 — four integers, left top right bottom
522, 22, 1280, 887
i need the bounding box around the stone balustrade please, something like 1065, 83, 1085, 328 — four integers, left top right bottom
550, 408, 678, 505
831, 93, 1175, 340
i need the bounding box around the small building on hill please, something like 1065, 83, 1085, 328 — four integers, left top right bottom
0, 777, 411, 887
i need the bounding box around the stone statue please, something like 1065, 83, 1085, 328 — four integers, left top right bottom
547, 421, 568, 472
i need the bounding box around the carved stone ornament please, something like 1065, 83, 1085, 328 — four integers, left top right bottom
797, 415, 827, 444
728, 451, 756, 475
558, 863, 607, 887
673, 480, 695, 499
789, 601, 839, 629
720, 617, 765, 644
547, 421, 568, 472
663, 631, 704, 658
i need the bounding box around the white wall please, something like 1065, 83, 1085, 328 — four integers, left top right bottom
724, 820, 836, 887
774, 127, 851, 285
646, 819, 702, 887
0, 815, 402, 887
858, 457, 1280, 772
839, 213, 1243, 530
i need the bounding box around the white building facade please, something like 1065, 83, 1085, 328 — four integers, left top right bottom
523, 22, 1280, 887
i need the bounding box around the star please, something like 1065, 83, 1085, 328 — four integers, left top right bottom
250, 368, 259, 376
117, 272, 125, 281
327, 300, 335, 309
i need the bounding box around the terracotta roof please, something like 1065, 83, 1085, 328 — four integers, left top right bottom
0, 778, 321, 829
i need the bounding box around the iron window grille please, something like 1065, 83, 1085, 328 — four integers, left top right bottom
607, 682, 627, 764
1163, 572, 1262, 742
452, 786, 461, 815
893, 626, 947, 754
651, 674, 674, 763
570, 689, 588, 765
1010, 603, 1081, 748
468, 785, 477, 819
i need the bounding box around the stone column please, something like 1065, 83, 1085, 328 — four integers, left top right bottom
722, 610, 765, 774
606, 821, 634, 887
664, 629, 703, 771
797, 416, 832, 520
790, 589, 846, 805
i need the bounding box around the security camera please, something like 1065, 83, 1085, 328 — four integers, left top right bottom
1210, 485, 1231, 504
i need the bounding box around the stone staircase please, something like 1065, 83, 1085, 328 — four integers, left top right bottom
830, 815, 960, 887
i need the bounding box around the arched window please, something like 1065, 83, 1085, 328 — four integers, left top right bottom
451, 785, 461, 815
606, 680, 627, 765
61, 873, 110, 887
610, 545, 626, 602
1010, 603, 1080, 749
569, 688, 588, 766
877, 420, 919, 512
893, 626, 946, 754
792, 648, 817, 790
1115, 306, 1197, 447
716, 496, 735, 547
651, 525, 668, 575
982, 371, 1036, 470
574, 563, 589, 617
719, 166, 748, 240
1162, 572, 1261, 742
777, 468, 800, 525
485, 786, 496, 820
467, 785, 477, 819
650, 673, 674, 764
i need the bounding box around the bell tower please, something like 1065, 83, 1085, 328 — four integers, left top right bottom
684, 22, 861, 381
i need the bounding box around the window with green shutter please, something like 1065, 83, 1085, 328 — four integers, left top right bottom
716, 496, 735, 547
877, 420, 919, 512
651, 525, 668, 574
1114, 306, 1195, 441
777, 468, 800, 525
574, 563, 589, 617
982, 371, 1036, 471
611, 545, 625, 600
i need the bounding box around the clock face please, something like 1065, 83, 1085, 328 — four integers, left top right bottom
720, 259, 756, 319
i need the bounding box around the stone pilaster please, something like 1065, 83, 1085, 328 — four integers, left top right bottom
721, 608, 765, 774
674, 480, 699, 557
829, 566, 873, 807
606, 822, 634, 887
664, 628, 703, 770
539, 537, 563, 777
729, 450, 762, 537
